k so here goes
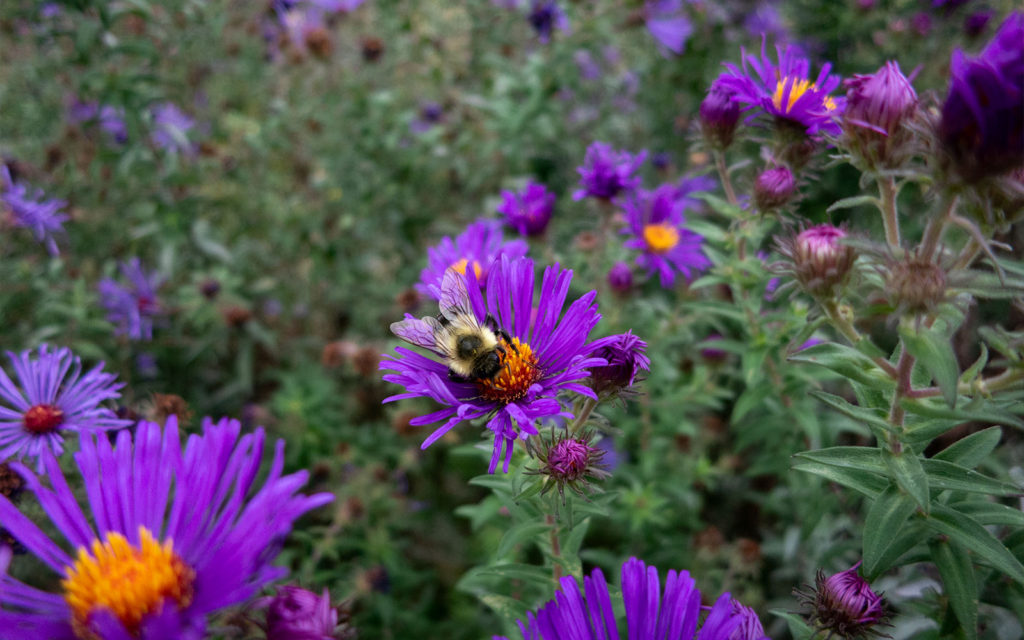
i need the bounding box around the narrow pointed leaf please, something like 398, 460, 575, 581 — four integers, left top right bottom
930, 539, 978, 640
792, 461, 887, 498
933, 426, 1003, 469
921, 458, 1019, 496
864, 485, 919, 575
925, 504, 1024, 586
900, 324, 959, 408
883, 449, 930, 512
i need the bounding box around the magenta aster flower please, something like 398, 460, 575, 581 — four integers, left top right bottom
796, 561, 887, 639
842, 61, 918, 168
587, 330, 650, 397
753, 166, 796, 210
573, 142, 647, 201
0, 416, 333, 639
645, 0, 693, 56
700, 78, 742, 149
497, 181, 556, 237
780, 224, 856, 298
939, 11, 1024, 181
1, 165, 68, 256
622, 184, 710, 288
607, 261, 634, 293
531, 430, 609, 498
717, 40, 843, 135
383, 257, 606, 473
495, 557, 762, 640
261, 586, 340, 640
416, 219, 528, 300
0, 344, 130, 471
98, 258, 164, 341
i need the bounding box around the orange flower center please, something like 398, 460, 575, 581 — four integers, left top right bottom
642, 223, 679, 253
63, 527, 195, 639
449, 258, 483, 279
23, 404, 64, 434
476, 337, 543, 404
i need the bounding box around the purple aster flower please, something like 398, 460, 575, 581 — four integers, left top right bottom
731, 599, 770, 640
796, 561, 887, 639
410, 101, 444, 135
497, 181, 556, 237
700, 78, 743, 149
573, 142, 647, 201
260, 585, 340, 640
278, 4, 331, 57
527, 0, 570, 43
587, 330, 650, 397
150, 101, 196, 156
841, 61, 918, 168
753, 166, 797, 210
308, 0, 366, 11
607, 261, 634, 293
622, 184, 710, 288
717, 40, 843, 136
964, 10, 994, 37
67, 99, 128, 144
416, 219, 528, 300
495, 557, 762, 639
0, 416, 332, 639
383, 257, 606, 474
98, 258, 165, 341
645, 0, 692, 56
574, 50, 602, 81
1, 165, 68, 256
778, 224, 856, 298
938, 11, 1024, 181
743, 2, 789, 41
0, 344, 130, 471
530, 430, 609, 499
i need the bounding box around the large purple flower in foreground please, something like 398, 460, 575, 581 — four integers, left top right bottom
417, 219, 528, 300
497, 180, 556, 237
622, 184, 710, 288
717, 40, 843, 136
0, 344, 129, 471
383, 257, 605, 473
98, 258, 164, 341
1, 165, 68, 256
0, 416, 333, 639
574, 142, 647, 201
938, 11, 1024, 181
495, 557, 766, 640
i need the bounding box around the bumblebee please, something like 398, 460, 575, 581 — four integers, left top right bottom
391, 270, 517, 382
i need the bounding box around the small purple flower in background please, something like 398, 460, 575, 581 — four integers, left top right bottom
495, 557, 763, 639
717, 41, 843, 136
384, 257, 606, 474
574, 50, 602, 81
497, 180, 555, 237
645, 0, 693, 56
150, 101, 196, 156
261, 586, 342, 640
964, 10, 994, 37
796, 561, 887, 639
743, 2, 789, 41
0, 416, 333, 638
938, 11, 1024, 181
278, 3, 331, 58
527, 0, 569, 43
753, 165, 797, 210
700, 78, 742, 149
309, 0, 366, 11
622, 184, 710, 288
0, 344, 130, 470
98, 258, 165, 341
573, 142, 647, 201
66, 98, 128, 144
1, 165, 68, 256
587, 330, 650, 398
410, 101, 444, 135
607, 261, 634, 293
39, 2, 61, 18
416, 219, 528, 300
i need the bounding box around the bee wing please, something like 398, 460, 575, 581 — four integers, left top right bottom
390, 315, 450, 355
438, 269, 477, 323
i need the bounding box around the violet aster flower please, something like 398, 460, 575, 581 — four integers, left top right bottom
587, 330, 650, 397
622, 184, 710, 288
1, 165, 68, 256
0, 416, 332, 639
527, 0, 569, 43
410, 101, 444, 135
645, 0, 692, 56
717, 40, 843, 136
309, 0, 365, 11
383, 257, 606, 473
0, 344, 130, 471
417, 219, 528, 300
497, 181, 555, 237
573, 142, 647, 201
796, 561, 887, 639
607, 261, 634, 293
98, 258, 165, 341
261, 586, 340, 640
938, 11, 1024, 181
495, 557, 761, 640
530, 430, 609, 498
700, 79, 742, 149
743, 2, 788, 41
150, 102, 196, 156
841, 61, 918, 169
753, 166, 797, 210
67, 100, 128, 144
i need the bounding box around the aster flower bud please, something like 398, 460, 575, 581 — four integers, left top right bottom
700, 79, 741, 149
753, 166, 797, 211
530, 430, 610, 500
796, 562, 887, 639
842, 61, 918, 169
781, 224, 856, 298
607, 262, 633, 294
885, 257, 947, 315
263, 586, 345, 640
587, 331, 651, 398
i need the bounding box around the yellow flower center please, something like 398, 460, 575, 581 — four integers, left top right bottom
772, 77, 814, 113
476, 337, 543, 404
449, 258, 483, 279
642, 223, 679, 254
63, 527, 195, 639
823, 95, 838, 112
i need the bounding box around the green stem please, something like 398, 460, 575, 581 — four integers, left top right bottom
918, 196, 958, 262
878, 176, 900, 250
547, 514, 563, 582
567, 396, 599, 436
908, 367, 1024, 398
821, 299, 900, 379
714, 151, 739, 207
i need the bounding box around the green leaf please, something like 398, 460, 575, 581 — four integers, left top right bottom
471, 563, 554, 585
769, 610, 815, 640
795, 447, 887, 474
921, 459, 1019, 496
925, 503, 1024, 586
827, 195, 881, 212
901, 396, 1024, 429
864, 485, 919, 575
810, 390, 895, 440
496, 522, 551, 559
697, 193, 745, 220
930, 538, 978, 640
863, 519, 927, 580
899, 323, 960, 408
792, 461, 887, 498
788, 342, 894, 390
933, 426, 1003, 469
883, 449, 930, 512
950, 501, 1024, 527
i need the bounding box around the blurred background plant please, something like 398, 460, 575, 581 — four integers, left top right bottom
1, 0, 1022, 638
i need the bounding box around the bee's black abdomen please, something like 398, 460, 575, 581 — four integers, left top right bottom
471, 351, 503, 379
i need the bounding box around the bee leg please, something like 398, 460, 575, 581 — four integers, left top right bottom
484, 314, 519, 355
497, 328, 519, 355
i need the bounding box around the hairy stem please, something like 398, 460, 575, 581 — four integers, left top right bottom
821, 299, 900, 379
547, 514, 562, 582
907, 367, 1024, 398
918, 196, 958, 262
714, 151, 739, 207
568, 396, 599, 436
878, 176, 901, 250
